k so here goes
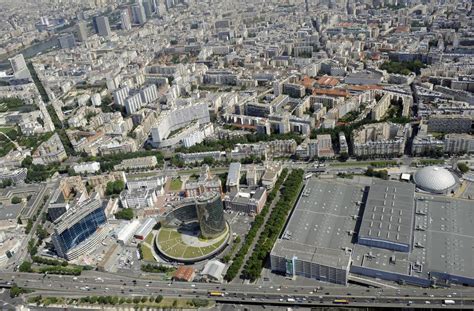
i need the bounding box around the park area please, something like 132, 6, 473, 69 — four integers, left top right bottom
155, 224, 229, 262
169, 178, 183, 191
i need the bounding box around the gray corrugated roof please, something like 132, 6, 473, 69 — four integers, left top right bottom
226, 162, 241, 186
358, 180, 415, 248
271, 179, 364, 267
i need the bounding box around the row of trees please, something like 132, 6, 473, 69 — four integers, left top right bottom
32, 256, 68, 267
224, 169, 289, 281
367, 160, 399, 168
38, 265, 82, 276
19, 259, 80, 275
171, 154, 265, 169
30, 295, 165, 306
176, 132, 303, 154
222, 235, 241, 263
241, 169, 304, 281
141, 264, 175, 273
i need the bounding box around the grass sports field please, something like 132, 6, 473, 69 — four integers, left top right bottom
156, 226, 228, 260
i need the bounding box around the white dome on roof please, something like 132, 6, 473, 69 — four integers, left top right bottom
413, 166, 456, 193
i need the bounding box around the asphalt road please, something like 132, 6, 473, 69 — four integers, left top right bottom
2, 272, 474, 309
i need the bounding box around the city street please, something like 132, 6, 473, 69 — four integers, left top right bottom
2, 271, 474, 309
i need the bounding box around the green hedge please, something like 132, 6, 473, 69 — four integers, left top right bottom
141, 264, 175, 273
38, 266, 82, 275
32, 256, 68, 267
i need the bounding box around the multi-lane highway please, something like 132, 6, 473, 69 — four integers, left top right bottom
3, 271, 474, 309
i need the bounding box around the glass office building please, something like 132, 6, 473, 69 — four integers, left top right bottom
196, 192, 226, 239
51, 196, 106, 259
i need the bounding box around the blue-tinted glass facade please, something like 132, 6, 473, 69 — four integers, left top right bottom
55, 207, 106, 255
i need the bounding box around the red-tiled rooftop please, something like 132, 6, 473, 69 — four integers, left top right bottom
173, 266, 195, 281
348, 84, 383, 91
316, 76, 340, 87
313, 88, 349, 97
301, 76, 316, 88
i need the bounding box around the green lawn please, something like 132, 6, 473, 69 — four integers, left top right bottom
0, 127, 15, 134
169, 178, 183, 191
0, 128, 15, 157
140, 244, 156, 262
157, 227, 228, 259
0, 97, 36, 113
145, 232, 155, 245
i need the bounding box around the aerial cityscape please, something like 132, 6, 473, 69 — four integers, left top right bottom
0, 0, 472, 309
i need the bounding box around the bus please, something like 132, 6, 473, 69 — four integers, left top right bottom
208, 291, 225, 297
333, 299, 349, 304
443, 299, 455, 305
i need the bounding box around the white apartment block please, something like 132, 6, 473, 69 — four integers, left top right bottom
140, 84, 159, 104
353, 122, 410, 157
317, 134, 335, 158
73, 162, 101, 174
113, 86, 130, 106
120, 188, 158, 209
150, 102, 210, 145
125, 93, 143, 115
444, 134, 474, 154
114, 156, 158, 171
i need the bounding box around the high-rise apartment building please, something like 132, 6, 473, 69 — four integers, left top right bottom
444, 134, 474, 154
113, 86, 130, 106
58, 34, 76, 49
142, 0, 153, 17
125, 93, 143, 115
75, 22, 88, 42
9, 54, 30, 79
120, 10, 132, 30
132, 3, 147, 25
139, 84, 159, 104
93, 16, 112, 37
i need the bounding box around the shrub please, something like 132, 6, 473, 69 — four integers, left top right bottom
11, 196, 22, 204
458, 162, 469, 173
114, 208, 134, 220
